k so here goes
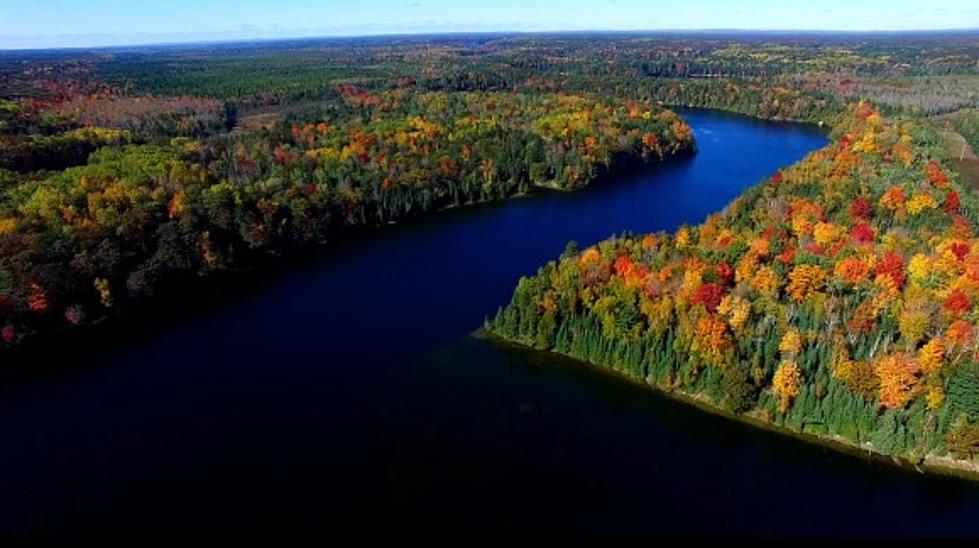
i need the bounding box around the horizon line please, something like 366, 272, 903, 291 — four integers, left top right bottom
2, 26, 979, 52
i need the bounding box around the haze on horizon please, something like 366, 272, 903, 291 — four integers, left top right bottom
1, 0, 978, 50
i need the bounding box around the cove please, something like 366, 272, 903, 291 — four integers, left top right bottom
1, 109, 976, 537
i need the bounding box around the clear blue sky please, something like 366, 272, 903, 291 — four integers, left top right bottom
1, 0, 977, 49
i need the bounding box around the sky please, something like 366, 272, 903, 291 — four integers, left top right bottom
1, 0, 977, 49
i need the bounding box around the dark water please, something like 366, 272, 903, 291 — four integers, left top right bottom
1, 109, 976, 537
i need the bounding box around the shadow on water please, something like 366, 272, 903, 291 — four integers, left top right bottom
418, 336, 979, 536
3, 109, 976, 536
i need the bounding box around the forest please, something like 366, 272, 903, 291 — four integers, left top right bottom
489, 100, 979, 469
0, 58, 693, 345
2, 32, 979, 473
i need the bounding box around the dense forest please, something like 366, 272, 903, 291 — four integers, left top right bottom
0, 88, 692, 345
2, 32, 979, 474
489, 102, 979, 470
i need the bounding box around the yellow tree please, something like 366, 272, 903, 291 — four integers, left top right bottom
692, 316, 729, 367
918, 338, 945, 376
787, 265, 826, 303
750, 265, 780, 295
875, 353, 921, 409
773, 361, 802, 412
717, 294, 750, 334
779, 328, 803, 358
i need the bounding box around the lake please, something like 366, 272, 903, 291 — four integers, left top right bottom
2, 109, 976, 537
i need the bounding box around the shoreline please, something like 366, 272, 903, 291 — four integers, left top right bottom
0, 130, 695, 357
475, 328, 979, 483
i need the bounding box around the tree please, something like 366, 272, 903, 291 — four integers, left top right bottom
875, 353, 920, 410
779, 328, 803, 358
834, 257, 869, 285
948, 362, 979, 421
787, 265, 825, 303
773, 361, 802, 413
945, 415, 979, 460
918, 338, 945, 375
723, 365, 759, 413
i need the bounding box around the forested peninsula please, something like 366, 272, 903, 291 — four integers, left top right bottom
489, 101, 979, 475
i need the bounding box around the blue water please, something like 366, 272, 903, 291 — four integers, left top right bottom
1, 109, 976, 537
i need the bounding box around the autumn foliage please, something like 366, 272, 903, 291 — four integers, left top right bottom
773, 361, 802, 412
0, 90, 695, 347
493, 102, 979, 465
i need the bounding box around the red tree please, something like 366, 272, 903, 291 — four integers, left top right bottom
849, 197, 874, 222
875, 253, 906, 290
692, 283, 725, 313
